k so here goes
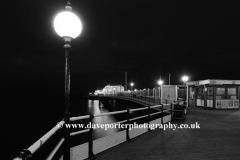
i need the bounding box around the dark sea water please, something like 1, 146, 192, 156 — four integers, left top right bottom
3, 94, 120, 160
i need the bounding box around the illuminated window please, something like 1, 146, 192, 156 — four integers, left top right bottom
216, 88, 225, 95
228, 88, 236, 95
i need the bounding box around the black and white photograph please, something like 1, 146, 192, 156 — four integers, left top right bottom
2, 0, 240, 160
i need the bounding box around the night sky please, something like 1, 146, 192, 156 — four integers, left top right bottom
2, 0, 240, 95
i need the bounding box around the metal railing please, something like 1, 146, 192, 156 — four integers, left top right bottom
10, 98, 185, 160
99, 93, 178, 106
98, 85, 183, 103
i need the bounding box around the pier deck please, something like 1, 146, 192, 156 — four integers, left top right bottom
94, 106, 240, 160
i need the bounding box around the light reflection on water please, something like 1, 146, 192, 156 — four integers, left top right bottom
87, 100, 121, 139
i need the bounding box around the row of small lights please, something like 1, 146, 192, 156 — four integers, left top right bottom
93, 75, 189, 94
130, 75, 189, 90
158, 76, 189, 85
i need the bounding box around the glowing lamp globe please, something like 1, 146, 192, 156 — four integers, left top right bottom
54, 11, 82, 39
182, 76, 189, 82
158, 80, 163, 85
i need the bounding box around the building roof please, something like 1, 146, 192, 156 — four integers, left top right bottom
186, 79, 240, 86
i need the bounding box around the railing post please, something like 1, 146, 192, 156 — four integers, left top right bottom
161, 104, 164, 124
63, 115, 70, 160
126, 108, 131, 142
88, 114, 96, 159
148, 106, 152, 132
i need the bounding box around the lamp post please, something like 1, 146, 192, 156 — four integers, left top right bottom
182, 76, 189, 100
54, 1, 82, 160
158, 80, 163, 104
130, 82, 134, 97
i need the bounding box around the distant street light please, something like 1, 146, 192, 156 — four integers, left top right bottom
54, 1, 82, 160
182, 76, 189, 83
130, 82, 134, 90
158, 80, 163, 103
182, 76, 189, 100
130, 82, 134, 97
158, 80, 163, 85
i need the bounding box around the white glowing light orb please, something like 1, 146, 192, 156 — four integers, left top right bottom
182, 76, 189, 82
158, 80, 163, 85
54, 11, 82, 38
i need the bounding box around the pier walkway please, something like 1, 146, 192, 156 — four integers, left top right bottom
95, 106, 240, 160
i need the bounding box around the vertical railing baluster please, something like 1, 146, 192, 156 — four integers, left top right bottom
148, 106, 152, 132
126, 108, 131, 142
149, 95, 150, 105
161, 104, 164, 124
170, 103, 173, 121
88, 114, 96, 159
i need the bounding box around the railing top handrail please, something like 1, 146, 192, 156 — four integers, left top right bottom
130, 107, 148, 112
27, 120, 65, 154
70, 115, 90, 121
150, 105, 162, 108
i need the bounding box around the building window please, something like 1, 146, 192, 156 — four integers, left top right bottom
198, 87, 203, 95
228, 88, 236, 95
208, 87, 213, 95
216, 88, 225, 95
227, 88, 236, 100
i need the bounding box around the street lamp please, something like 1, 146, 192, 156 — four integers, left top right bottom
182, 76, 189, 83
158, 80, 163, 85
54, 1, 82, 160
130, 82, 134, 97
182, 76, 189, 100
158, 80, 163, 104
